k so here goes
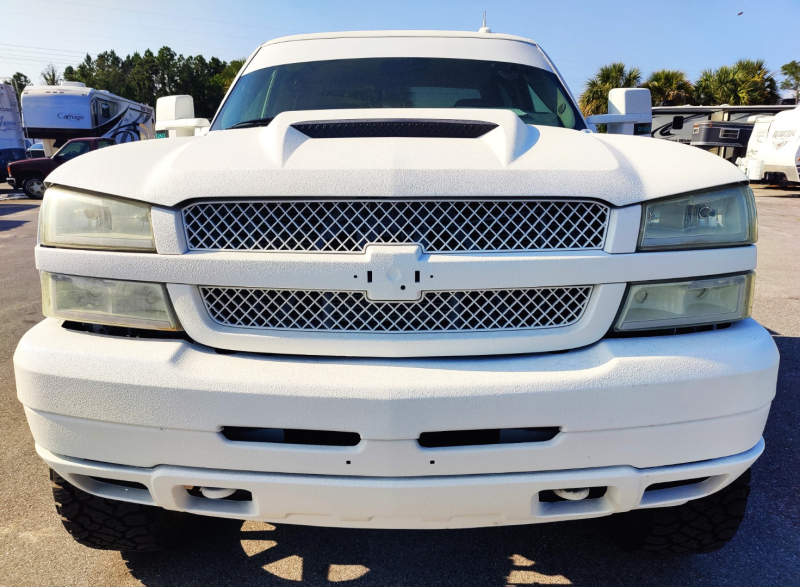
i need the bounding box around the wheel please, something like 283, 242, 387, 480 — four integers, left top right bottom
22, 176, 46, 199
608, 469, 751, 555
50, 469, 185, 551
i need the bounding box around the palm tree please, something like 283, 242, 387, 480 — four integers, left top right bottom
641, 70, 693, 105
579, 63, 642, 117
693, 68, 718, 106
693, 60, 780, 105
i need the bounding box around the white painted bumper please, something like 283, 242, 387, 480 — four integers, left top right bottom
16, 318, 778, 527
37, 441, 763, 529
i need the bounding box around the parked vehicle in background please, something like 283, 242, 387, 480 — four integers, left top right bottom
690, 120, 755, 163
25, 139, 45, 159
21, 81, 153, 157
6, 137, 116, 198
651, 105, 794, 146
0, 83, 27, 176
15, 29, 777, 556
737, 106, 800, 187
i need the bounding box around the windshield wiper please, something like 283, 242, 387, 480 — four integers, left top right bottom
229, 117, 275, 129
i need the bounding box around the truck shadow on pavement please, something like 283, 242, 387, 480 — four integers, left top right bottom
123, 516, 692, 586
122, 334, 800, 587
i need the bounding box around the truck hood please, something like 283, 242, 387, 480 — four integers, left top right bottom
46, 108, 746, 208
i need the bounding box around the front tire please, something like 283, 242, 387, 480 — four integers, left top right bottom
22, 176, 46, 199
609, 469, 751, 555
50, 469, 184, 551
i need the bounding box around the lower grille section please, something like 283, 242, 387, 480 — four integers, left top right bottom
200, 286, 592, 333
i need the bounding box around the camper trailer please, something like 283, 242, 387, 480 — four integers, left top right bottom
21, 82, 154, 156
651, 105, 795, 146
690, 120, 755, 163
0, 83, 26, 174
737, 106, 800, 186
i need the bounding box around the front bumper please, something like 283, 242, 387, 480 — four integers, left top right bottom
6, 177, 15, 188
17, 316, 777, 477
38, 441, 763, 529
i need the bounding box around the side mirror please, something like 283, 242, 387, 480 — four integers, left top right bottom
672, 116, 684, 131
155, 95, 210, 138
585, 88, 652, 136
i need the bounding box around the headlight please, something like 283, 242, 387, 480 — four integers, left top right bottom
614, 272, 754, 332
639, 185, 757, 250
41, 272, 180, 331
40, 188, 154, 251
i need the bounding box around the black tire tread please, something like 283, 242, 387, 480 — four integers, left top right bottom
50, 469, 180, 551
610, 469, 751, 555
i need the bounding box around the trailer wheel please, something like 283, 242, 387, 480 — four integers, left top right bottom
608, 469, 751, 554
22, 176, 46, 199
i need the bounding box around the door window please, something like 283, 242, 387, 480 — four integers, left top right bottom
96, 139, 116, 149
52, 141, 90, 161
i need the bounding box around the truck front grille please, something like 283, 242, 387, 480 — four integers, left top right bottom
183, 199, 609, 253
200, 286, 592, 333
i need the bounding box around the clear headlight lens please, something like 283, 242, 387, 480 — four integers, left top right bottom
639, 185, 757, 250
40, 188, 154, 251
614, 272, 754, 332
41, 272, 180, 330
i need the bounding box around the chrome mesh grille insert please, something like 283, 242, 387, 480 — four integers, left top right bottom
183, 199, 609, 253
200, 286, 592, 332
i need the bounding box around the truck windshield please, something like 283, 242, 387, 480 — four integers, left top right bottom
213, 57, 585, 131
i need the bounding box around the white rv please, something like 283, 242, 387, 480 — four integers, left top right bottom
651, 105, 795, 145
21, 82, 154, 156
0, 83, 27, 173
737, 106, 800, 186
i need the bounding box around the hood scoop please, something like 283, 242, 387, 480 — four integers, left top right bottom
291, 118, 498, 139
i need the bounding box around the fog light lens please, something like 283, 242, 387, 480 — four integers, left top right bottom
41, 272, 180, 330
614, 273, 754, 331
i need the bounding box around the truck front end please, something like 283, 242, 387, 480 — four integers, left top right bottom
14, 31, 778, 554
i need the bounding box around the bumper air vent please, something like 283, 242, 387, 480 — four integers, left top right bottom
222, 427, 361, 447
644, 477, 710, 492
418, 427, 559, 448
291, 119, 498, 139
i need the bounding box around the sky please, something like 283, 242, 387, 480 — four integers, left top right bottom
1, 0, 798, 100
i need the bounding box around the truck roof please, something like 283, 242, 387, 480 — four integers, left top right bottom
261, 30, 540, 48
245, 30, 554, 80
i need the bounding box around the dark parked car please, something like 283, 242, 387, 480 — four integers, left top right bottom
6, 137, 117, 199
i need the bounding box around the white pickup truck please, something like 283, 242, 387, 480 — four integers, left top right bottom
14, 30, 778, 555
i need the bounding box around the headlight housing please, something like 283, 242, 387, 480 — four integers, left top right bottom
639, 185, 757, 250
40, 188, 155, 251
41, 273, 180, 331
614, 272, 754, 332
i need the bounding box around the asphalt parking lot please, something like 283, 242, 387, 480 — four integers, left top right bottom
1, 183, 798, 587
